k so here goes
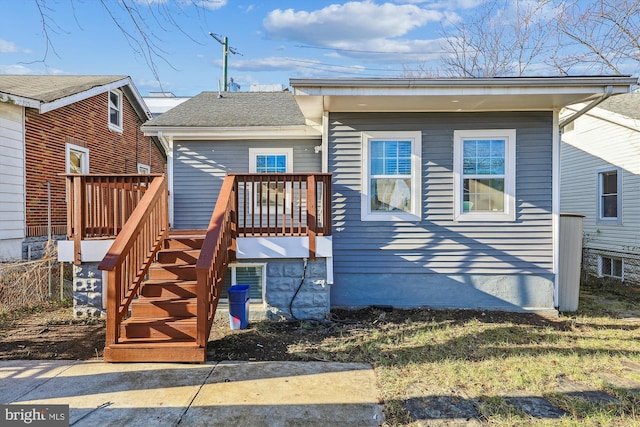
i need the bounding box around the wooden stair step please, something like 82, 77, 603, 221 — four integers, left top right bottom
130, 297, 198, 317
141, 280, 197, 298
164, 236, 205, 250
121, 317, 197, 340
148, 263, 197, 280
157, 248, 200, 265
104, 342, 205, 363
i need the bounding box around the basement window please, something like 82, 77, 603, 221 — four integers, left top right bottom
599, 255, 623, 280
221, 264, 265, 302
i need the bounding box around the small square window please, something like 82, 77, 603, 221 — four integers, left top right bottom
221, 264, 265, 301
599, 256, 623, 279
137, 163, 151, 174
65, 143, 89, 174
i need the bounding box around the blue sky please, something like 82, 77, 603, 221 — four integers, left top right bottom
0, 0, 484, 96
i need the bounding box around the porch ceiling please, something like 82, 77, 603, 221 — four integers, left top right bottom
290, 76, 638, 124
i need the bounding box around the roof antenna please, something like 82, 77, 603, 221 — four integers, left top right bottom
217, 80, 223, 98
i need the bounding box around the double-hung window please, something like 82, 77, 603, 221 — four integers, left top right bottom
361, 131, 422, 221
597, 167, 622, 224
453, 129, 516, 221
108, 89, 123, 132
248, 148, 293, 213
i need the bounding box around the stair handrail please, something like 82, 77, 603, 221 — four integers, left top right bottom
99, 175, 169, 347
195, 175, 237, 347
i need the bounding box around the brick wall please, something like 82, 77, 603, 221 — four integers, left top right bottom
24, 90, 165, 230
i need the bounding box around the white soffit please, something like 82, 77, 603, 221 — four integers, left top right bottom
291, 77, 638, 122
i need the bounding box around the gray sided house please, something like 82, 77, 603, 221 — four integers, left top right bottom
561, 92, 640, 284
142, 77, 636, 316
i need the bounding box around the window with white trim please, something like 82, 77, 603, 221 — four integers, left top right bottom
454, 129, 516, 221
599, 255, 623, 280
221, 264, 266, 302
137, 163, 151, 174
597, 167, 622, 224
249, 148, 293, 212
361, 131, 422, 221
65, 143, 89, 174
108, 89, 123, 132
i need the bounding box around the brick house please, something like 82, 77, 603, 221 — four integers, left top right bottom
0, 75, 166, 260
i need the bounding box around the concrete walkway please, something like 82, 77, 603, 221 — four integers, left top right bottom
0, 360, 384, 426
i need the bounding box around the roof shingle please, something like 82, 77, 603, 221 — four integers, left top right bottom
0, 75, 128, 103
144, 91, 306, 127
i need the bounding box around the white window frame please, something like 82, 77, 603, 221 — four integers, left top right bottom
137, 163, 151, 174
108, 89, 123, 133
453, 129, 516, 222
248, 147, 294, 213
65, 143, 89, 174
361, 131, 422, 222
223, 263, 267, 303
249, 148, 293, 173
596, 167, 622, 225
598, 255, 624, 280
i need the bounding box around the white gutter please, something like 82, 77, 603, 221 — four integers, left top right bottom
141, 125, 321, 140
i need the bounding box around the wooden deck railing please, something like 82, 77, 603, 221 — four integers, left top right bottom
232, 173, 332, 257
195, 175, 237, 347
98, 175, 169, 348
65, 174, 160, 264
194, 172, 331, 345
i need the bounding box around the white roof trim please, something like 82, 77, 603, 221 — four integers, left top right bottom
39, 77, 132, 113
142, 125, 321, 140
290, 76, 637, 123
2, 77, 152, 120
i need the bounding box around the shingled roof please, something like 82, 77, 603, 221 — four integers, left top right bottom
144, 91, 306, 128
598, 92, 640, 120
0, 75, 130, 102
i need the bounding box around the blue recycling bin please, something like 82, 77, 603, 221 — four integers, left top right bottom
228, 284, 250, 330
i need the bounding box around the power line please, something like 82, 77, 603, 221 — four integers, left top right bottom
295, 44, 447, 55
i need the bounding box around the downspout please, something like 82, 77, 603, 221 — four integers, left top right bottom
157, 131, 173, 227
559, 85, 614, 129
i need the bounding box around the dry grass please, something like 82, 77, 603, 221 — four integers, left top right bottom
0, 242, 71, 314
213, 278, 640, 426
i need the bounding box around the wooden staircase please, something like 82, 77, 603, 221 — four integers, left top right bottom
103, 233, 208, 363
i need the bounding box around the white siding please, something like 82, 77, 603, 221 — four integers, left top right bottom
561, 110, 640, 256
0, 103, 25, 259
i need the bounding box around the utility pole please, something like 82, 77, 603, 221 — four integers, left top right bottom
208, 32, 242, 92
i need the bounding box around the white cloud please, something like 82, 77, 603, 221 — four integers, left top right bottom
0, 39, 24, 54
195, 0, 227, 11
263, 1, 446, 46
0, 64, 34, 74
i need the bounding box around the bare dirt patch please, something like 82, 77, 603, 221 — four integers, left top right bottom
0, 302, 561, 362
0, 278, 637, 362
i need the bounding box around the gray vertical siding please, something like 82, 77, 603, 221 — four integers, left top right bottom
173, 139, 321, 229
329, 112, 555, 310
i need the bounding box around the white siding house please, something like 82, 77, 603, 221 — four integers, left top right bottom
0, 102, 25, 260
561, 92, 640, 283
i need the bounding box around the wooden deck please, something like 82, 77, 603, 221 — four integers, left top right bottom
66, 173, 331, 363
